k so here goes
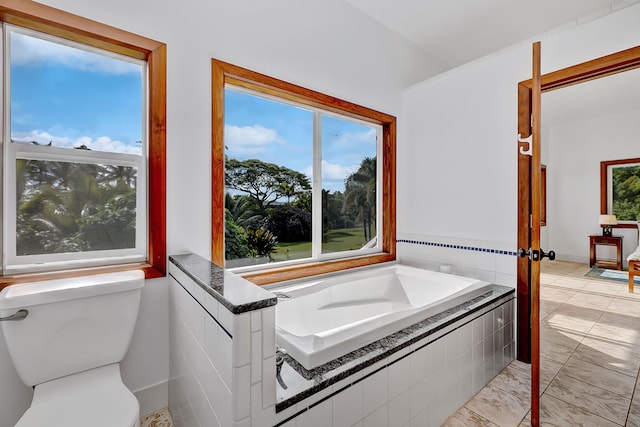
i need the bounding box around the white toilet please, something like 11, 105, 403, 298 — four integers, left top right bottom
0, 270, 145, 427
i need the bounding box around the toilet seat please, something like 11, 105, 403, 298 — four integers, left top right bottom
16, 364, 139, 427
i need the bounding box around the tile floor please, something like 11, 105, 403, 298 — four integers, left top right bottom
444, 260, 640, 426
141, 407, 173, 427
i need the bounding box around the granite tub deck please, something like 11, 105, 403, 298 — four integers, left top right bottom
168, 253, 515, 427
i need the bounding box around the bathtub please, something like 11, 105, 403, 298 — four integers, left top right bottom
274, 264, 493, 370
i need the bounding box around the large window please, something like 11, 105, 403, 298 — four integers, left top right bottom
0, 2, 166, 283
212, 60, 396, 284
601, 158, 640, 222
4, 27, 146, 273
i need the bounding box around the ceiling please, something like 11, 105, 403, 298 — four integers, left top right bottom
345, 0, 640, 70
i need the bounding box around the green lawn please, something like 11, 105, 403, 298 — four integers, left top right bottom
271, 227, 368, 261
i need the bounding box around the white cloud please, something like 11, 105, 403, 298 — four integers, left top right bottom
303, 160, 358, 183
224, 124, 279, 155
12, 130, 141, 155
11, 32, 141, 75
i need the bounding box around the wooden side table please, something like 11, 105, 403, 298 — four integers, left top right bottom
589, 234, 623, 270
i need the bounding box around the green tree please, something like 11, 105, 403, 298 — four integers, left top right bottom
343, 157, 376, 242
225, 158, 311, 214
16, 159, 137, 255
612, 165, 640, 221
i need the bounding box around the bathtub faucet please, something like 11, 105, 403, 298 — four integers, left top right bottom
273, 291, 291, 300
276, 347, 287, 375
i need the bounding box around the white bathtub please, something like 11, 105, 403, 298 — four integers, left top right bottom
274, 264, 492, 370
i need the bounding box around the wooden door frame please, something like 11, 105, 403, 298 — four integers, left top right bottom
517, 45, 640, 363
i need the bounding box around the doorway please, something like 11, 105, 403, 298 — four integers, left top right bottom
517, 45, 640, 425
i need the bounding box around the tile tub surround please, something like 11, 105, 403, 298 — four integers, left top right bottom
168, 254, 515, 427
397, 236, 517, 287
169, 254, 278, 426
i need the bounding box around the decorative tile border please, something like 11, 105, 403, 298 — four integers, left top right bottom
397, 239, 517, 256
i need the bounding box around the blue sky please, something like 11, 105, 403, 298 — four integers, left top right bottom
9, 29, 378, 193
225, 89, 377, 193
10, 30, 143, 155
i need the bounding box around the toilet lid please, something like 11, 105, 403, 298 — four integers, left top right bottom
16, 376, 139, 427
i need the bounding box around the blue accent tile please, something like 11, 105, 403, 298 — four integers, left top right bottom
397, 239, 517, 256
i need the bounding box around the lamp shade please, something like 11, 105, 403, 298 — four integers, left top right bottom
599, 214, 618, 226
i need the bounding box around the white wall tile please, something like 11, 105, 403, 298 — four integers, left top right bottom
363, 403, 388, 427
475, 269, 496, 282
262, 307, 276, 359
389, 390, 411, 427
471, 316, 484, 346
427, 336, 445, 376
218, 306, 234, 334
362, 367, 388, 416
333, 381, 363, 427
474, 251, 496, 271
458, 322, 472, 352
409, 344, 428, 386
409, 375, 429, 419
232, 313, 251, 367
232, 365, 251, 421
262, 356, 276, 408
219, 332, 233, 390
251, 331, 262, 384
388, 355, 411, 399
410, 406, 429, 427
251, 311, 262, 332
296, 399, 332, 427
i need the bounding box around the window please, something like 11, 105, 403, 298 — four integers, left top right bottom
0, 2, 166, 283
212, 59, 396, 284
601, 158, 640, 222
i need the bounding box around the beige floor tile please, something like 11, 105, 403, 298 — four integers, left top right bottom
540, 286, 577, 304
545, 372, 631, 425
551, 277, 589, 290
488, 363, 531, 402
583, 280, 628, 296
441, 407, 500, 427
589, 321, 640, 347
606, 298, 640, 318
539, 324, 584, 355
572, 335, 640, 377
598, 311, 640, 331
537, 394, 619, 427
559, 356, 636, 397
464, 384, 529, 427
628, 393, 640, 427
566, 292, 614, 311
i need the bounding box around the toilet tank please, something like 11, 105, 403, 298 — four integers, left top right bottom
0, 270, 144, 387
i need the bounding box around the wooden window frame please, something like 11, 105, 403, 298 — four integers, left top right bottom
212, 59, 396, 285
600, 157, 640, 228
0, 0, 166, 289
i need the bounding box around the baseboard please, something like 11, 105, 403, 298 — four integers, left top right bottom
134, 381, 168, 417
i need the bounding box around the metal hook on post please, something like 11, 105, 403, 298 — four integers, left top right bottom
518, 133, 532, 156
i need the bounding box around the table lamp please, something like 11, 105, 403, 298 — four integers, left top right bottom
599, 214, 618, 236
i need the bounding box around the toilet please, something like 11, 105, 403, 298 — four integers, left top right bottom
0, 270, 145, 427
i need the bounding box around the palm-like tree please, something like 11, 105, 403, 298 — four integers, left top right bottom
343, 157, 376, 243
16, 159, 137, 255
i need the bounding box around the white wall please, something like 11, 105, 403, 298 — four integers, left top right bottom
399, 3, 640, 283
542, 106, 640, 265
0, 0, 439, 425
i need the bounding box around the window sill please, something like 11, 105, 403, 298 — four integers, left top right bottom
240, 252, 395, 286
0, 261, 164, 292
